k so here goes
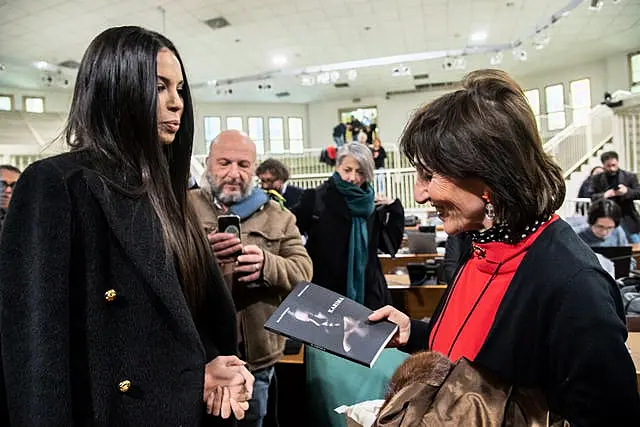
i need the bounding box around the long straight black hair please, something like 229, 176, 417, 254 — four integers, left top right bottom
64, 26, 212, 313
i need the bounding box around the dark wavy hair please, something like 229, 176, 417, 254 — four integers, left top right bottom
588, 199, 622, 227
256, 158, 290, 182
400, 69, 565, 235
63, 26, 212, 313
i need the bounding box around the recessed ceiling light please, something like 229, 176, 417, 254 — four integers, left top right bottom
234, 38, 241, 43
34, 61, 49, 70
364, 26, 372, 31
272, 55, 287, 67
470, 31, 488, 42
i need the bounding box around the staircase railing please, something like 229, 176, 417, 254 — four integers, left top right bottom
542, 104, 614, 179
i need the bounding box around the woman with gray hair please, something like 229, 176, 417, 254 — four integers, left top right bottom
292, 142, 404, 309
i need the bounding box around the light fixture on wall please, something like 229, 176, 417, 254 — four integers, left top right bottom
316, 72, 331, 84
391, 65, 411, 76
588, 0, 604, 11
442, 56, 466, 70
512, 48, 528, 61
300, 74, 315, 86
489, 51, 504, 66
532, 30, 551, 50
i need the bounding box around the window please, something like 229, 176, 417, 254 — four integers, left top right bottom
524, 89, 541, 131
0, 95, 13, 111
24, 96, 44, 113
226, 116, 243, 131
570, 78, 591, 126
545, 84, 566, 131
268, 117, 284, 154
288, 117, 304, 153
204, 116, 221, 152
631, 52, 640, 93
248, 117, 265, 155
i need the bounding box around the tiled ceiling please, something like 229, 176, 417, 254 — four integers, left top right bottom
1, 0, 639, 103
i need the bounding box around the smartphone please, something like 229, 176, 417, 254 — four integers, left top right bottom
218, 214, 242, 258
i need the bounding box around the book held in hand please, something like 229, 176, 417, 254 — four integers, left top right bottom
264, 282, 399, 368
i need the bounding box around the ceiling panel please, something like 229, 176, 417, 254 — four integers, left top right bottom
0, 0, 639, 103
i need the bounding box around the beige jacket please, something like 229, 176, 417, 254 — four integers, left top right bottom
189, 189, 313, 371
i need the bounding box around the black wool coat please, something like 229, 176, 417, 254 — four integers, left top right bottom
0, 151, 237, 427
291, 178, 404, 310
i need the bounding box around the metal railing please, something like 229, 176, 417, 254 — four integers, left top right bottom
543, 105, 614, 179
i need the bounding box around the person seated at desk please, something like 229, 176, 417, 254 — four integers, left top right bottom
369, 69, 640, 425
578, 198, 636, 271
578, 198, 631, 247
292, 142, 404, 310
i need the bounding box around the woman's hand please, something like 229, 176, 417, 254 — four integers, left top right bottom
203, 355, 254, 418
206, 385, 251, 419
368, 305, 411, 347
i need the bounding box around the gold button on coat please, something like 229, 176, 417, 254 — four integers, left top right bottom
104, 289, 117, 302
119, 380, 131, 393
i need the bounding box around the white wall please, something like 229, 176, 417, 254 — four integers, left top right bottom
193, 102, 309, 155
0, 87, 72, 113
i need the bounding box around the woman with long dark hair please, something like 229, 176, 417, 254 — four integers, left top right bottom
0, 26, 251, 426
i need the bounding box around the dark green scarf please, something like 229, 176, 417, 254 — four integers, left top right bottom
332, 172, 374, 304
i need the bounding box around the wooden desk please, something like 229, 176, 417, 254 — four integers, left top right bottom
627, 332, 640, 395
278, 344, 304, 365
379, 253, 440, 274
386, 274, 447, 320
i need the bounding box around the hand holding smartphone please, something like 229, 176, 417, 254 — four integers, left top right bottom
209, 215, 243, 262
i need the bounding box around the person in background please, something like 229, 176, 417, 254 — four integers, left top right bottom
575, 165, 604, 216
357, 130, 368, 145
577, 166, 604, 198
369, 69, 640, 425
256, 157, 304, 210
371, 137, 387, 194
292, 142, 404, 310
0, 165, 21, 234
332, 122, 346, 147
350, 116, 362, 141
190, 130, 312, 427
578, 198, 630, 247
591, 150, 640, 242
0, 26, 253, 426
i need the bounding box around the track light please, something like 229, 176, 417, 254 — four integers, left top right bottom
489, 51, 503, 66
391, 65, 411, 76
300, 75, 315, 86
588, 0, 603, 11
533, 31, 550, 50
513, 48, 528, 61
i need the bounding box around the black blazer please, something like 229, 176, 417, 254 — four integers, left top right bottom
403, 219, 640, 426
292, 179, 404, 310
591, 169, 640, 235
282, 184, 304, 210
0, 151, 237, 427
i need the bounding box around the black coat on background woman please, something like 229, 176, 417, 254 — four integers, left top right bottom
292, 144, 404, 310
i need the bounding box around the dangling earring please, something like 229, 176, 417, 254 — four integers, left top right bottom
482, 193, 495, 220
